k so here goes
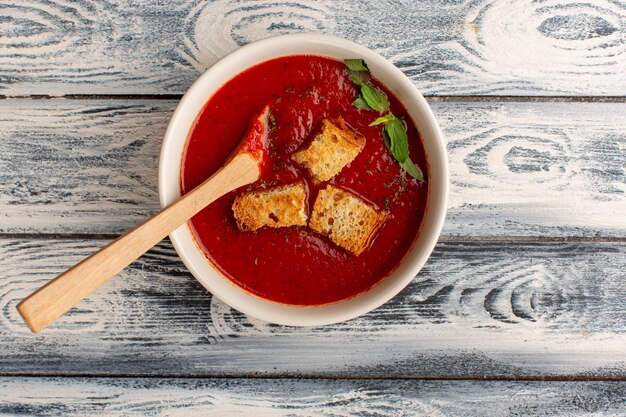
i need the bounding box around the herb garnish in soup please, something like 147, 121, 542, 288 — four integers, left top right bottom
180, 55, 428, 305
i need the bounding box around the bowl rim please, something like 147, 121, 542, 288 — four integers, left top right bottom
158, 33, 448, 326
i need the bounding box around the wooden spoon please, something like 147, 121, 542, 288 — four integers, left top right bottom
17, 107, 270, 333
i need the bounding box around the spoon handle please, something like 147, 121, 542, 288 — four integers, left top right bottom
17, 153, 259, 333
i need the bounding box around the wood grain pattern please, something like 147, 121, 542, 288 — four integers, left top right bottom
1, 238, 624, 377
2, 0, 624, 411
0, 100, 165, 232
1, 99, 624, 237
1, 0, 624, 95
1, 377, 624, 416
17, 153, 260, 333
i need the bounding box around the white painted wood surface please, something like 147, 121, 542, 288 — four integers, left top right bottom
1, 0, 625, 414
1, 0, 625, 95
1, 239, 623, 377
17, 152, 260, 333
1, 377, 624, 416
1, 99, 624, 237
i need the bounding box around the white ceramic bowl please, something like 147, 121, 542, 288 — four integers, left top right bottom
159, 33, 448, 326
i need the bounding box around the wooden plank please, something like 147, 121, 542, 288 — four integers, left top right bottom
0, 100, 165, 233
1, 238, 624, 377
1, 1, 625, 96
1, 99, 624, 237
1, 377, 624, 416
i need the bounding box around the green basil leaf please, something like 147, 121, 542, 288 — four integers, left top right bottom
369, 113, 396, 126
361, 84, 389, 113
349, 73, 366, 86
352, 96, 372, 110
382, 128, 391, 148
345, 58, 424, 182
399, 158, 425, 182
344, 59, 370, 72
384, 117, 409, 163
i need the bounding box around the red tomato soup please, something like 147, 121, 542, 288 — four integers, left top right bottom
181, 55, 428, 305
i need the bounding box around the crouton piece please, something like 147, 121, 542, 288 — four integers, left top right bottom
309, 185, 388, 256
232, 181, 308, 232
291, 118, 365, 182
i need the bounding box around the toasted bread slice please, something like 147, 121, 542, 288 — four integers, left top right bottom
232, 181, 308, 232
291, 118, 365, 182
309, 185, 388, 256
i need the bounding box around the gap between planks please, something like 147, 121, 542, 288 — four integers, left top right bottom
0, 373, 623, 382
0, 95, 624, 103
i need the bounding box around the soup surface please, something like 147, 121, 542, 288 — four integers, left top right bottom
181, 55, 428, 305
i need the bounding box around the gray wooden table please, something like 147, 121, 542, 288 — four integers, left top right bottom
1, 1, 625, 415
